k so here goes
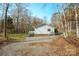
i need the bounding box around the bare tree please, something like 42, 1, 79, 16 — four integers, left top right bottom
14, 3, 30, 33
56, 4, 64, 33
0, 4, 4, 33
15, 3, 20, 33
4, 3, 9, 39
75, 7, 79, 38
62, 4, 68, 37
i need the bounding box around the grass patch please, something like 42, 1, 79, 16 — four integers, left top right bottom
0, 33, 27, 41
8, 33, 27, 41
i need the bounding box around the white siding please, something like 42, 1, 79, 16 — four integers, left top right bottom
34, 25, 54, 34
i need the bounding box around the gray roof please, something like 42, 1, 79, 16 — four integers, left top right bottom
35, 24, 53, 28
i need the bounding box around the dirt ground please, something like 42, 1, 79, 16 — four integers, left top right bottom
0, 36, 77, 56
16, 37, 76, 56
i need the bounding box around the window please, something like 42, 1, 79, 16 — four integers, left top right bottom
48, 29, 51, 31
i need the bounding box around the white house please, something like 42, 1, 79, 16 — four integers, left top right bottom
33, 24, 55, 35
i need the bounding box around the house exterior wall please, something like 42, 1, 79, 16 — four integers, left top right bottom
34, 25, 54, 34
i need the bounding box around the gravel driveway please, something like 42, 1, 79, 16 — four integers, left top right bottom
0, 36, 58, 56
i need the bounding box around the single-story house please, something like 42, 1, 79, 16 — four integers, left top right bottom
29, 24, 58, 36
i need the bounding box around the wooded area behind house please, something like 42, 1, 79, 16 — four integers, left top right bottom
51, 3, 79, 38
0, 3, 79, 42
0, 3, 47, 40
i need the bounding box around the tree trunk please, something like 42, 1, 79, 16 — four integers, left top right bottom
62, 5, 68, 38
69, 21, 72, 32
75, 7, 79, 38
67, 21, 69, 37
4, 3, 9, 39
16, 3, 20, 33
16, 13, 19, 33
56, 4, 64, 33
